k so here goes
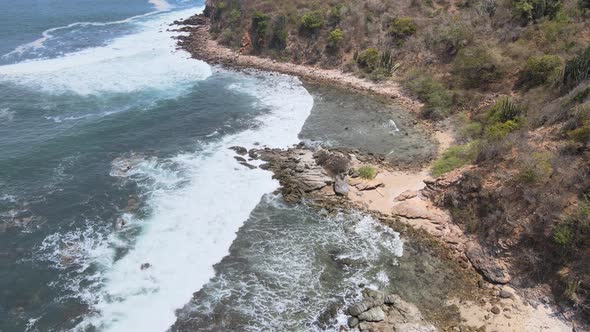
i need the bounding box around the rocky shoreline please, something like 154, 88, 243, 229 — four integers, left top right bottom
173, 13, 573, 332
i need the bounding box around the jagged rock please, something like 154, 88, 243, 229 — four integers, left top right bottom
347, 299, 383, 316
248, 149, 259, 160
384, 294, 401, 305
363, 289, 385, 304
358, 307, 385, 322
229, 146, 247, 155
140, 263, 151, 270
466, 243, 511, 284
334, 174, 349, 196
234, 156, 246, 162
299, 170, 333, 192
259, 163, 271, 170
239, 162, 257, 169
348, 317, 359, 328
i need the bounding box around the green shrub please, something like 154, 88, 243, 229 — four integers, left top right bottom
563, 45, 590, 92
513, 0, 562, 22
554, 221, 575, 246
404, 70, 453, 119
269, 16, 288, 50
431, 22, 474, 61
389, 17, 417, 40
518, 55, 561, 89
461, 121, 483, 139
355, 47, 380, 71
327, 5, 343, 26
453, 46, 502, 88
327, 29, 343, 46
571, 85, 590, 104
251, 12, 270, 50
485, 97, 523, 124
568, 125, 590, 144
358, 166, 377, 180
432, 142, 479, 177
300, 11, 324, 32
485, 119, 520, 140
516, 152, 552, 184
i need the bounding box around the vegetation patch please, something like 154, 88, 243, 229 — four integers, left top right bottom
431, 142, 479, 177
404, 70, 453, 119
517, 55, 561, 89
357, 166, 378, 180
453, 46, 503, 88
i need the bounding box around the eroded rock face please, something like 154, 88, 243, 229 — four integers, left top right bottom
466, 243, 511, 284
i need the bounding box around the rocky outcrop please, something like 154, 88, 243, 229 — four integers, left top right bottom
466, 243, 512, 284
334, 174, 349, 196
346, 290, 435, 331
229, 146, 248, 156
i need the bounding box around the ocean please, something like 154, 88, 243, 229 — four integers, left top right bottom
0, 1, 439, 331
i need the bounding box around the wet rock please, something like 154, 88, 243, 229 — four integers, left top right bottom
234, 156, 246, 163
229, 146, 247, 155
259, 163, 271, 170
239, 162, 257, 170
334, 174, 349, 196
248, 149, 259, 160
358, 307, 385, 322
347, 298, 383, 316
140, 263, 151, 270
466, 243, 511, 284
347, 317, 359, 328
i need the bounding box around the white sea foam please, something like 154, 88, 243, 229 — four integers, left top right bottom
0, 107, 15, 122
0, 8, 211, 96
70, 69, 313, 331
149, 0, 172, 11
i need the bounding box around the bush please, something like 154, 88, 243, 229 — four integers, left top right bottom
516, 152, 552, 184
300, 11, 324, 33
485, 119, 520, 140
269, 16, 288, 50
563, 45, 590, 92
513, 0, 562, 22
404, 70, 453, 119
251, 12, 270, 50
432, 142, 479, 177
358, 166, 377, 180
485, 97, 523, 124
453, 46, 502, 88
554, 221, 575, 246
327, 29, 343, 46
580, 0, 590, 10
355, 48, 380, 71
327, 5, 343, 26
518, 55, 561, 89
431, 22, 474, 61
389, 17, 417, 40
461, 121, 483, 139
568, 125, 590, 144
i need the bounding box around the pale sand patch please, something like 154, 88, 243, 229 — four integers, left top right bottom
449, 286, 571, 332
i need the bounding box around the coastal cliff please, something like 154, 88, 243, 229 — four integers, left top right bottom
176, 0, 590, 329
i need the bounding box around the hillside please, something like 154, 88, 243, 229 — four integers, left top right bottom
197, 0, 590, 325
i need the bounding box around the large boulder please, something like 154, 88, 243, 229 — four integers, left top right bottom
334, 174, 349, 196
358, 307, 385, 322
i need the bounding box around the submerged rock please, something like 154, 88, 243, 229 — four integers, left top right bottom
358, 307, 385, 322
239, 162, 257, 169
